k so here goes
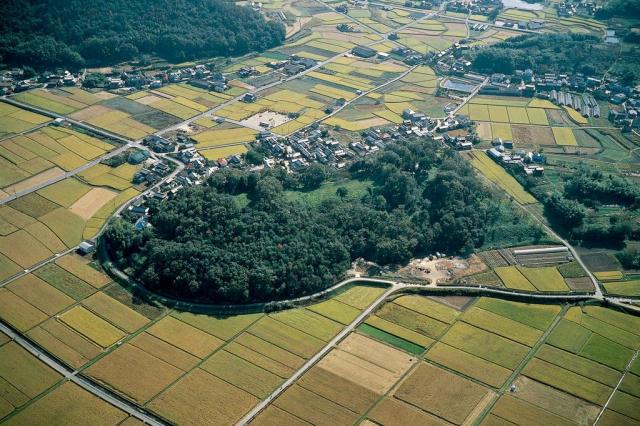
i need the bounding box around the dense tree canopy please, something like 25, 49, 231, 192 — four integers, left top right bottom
106, 140, 542, 303
471, 34, 618, 76
0, 0, 285, 69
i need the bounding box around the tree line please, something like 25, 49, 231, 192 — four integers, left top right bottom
0, 0, 285, 70
105, 139, 545, 303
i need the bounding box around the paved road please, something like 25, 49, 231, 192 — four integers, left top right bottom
0, 321, 166, 426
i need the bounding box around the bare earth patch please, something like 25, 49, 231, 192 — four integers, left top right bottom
68, 187, 118, 220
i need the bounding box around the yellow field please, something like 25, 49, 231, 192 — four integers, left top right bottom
563, 106, 588, 124
82, 292, 149, 333
192, 127, 257, 148
552, 127, 578, 146
469, 152, 537, 204
147, 316, 223, 358
495, 266, 536, 291
200, 145, 248, 160
526, 108, 550, 125
594, 271, 624, 281
491, 123, 512, 140
59, 306, 126, 348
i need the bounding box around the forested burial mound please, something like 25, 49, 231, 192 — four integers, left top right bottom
106, 139, 547, 304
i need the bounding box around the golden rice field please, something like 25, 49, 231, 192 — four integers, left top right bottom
0, 126, 114, 194
0, 103, 50, 138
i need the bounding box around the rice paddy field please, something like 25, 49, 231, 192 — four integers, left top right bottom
396, 18, 467, 54
0, 275, 391, 424
253, 295, 640, 426
0, 103, 50, 138
12, 83, 238, 140
0, 173, 140, 278
0, 125, 115, 200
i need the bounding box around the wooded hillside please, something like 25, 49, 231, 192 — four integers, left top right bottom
0, 0, 286, 69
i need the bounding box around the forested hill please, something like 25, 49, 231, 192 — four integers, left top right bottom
105, 140, 545, 304
0, 0, 286, 69
470, 33, 617, 77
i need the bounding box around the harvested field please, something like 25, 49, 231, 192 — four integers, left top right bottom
364, 315, 434, 348
393, 295, 459, 323
6, 274, 73, 316
339, 333, 415, 374
86, 344, 183, 403
201, 350, 283, 399
297, 366, 379, 414
147, 316, 223, 358
68, 187, 118, 220
522, 358, 612, 405
2, 382, 127, 426
55, 254, 111, 288
580, 252, 621, 272
566, 277, 596, 291
0, 342, 60, 398
461, 307, 542, 346
0, 288, 48, 332
394, 362, 490, 425
318, 348, 408, 394
224, 341, 294, 378
334, 284, 387, 309
247, 317, 324, 359
252, 406, 309, 426
307, 299, 360, 325
274, 385, 361, 426
171, 311, 262, 341
234, 332, 305, 370
82, 292, 149, 333
512, 376, 600, 425
490, 395, 575, 426
129, 332, 199, 372
512, 125, 555, 145
269, 309, 342, 341
426, 342, 512, 388
494, 266, 535, 291
148, 368, 260, 426
473, 298, 560, 331
367, 397, 448, 426
34, 263, 95, 300
440, 322, 529, 369
376, 302, 448, 338
59, 306, 125, 348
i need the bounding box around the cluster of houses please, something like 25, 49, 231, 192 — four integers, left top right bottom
487, 143, 546, 177
0, 69, 79, 94
446, 0, 501, 18
608, 97, 640, 130
132, 158, 172, 186
237, 55, 317, 79
539, 90, 601, 117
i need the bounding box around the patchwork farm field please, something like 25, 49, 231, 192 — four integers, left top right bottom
0, 125, 115, 199
0, 274, 390, 424
0, 172, 140, 276
255, 295, 640, 426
